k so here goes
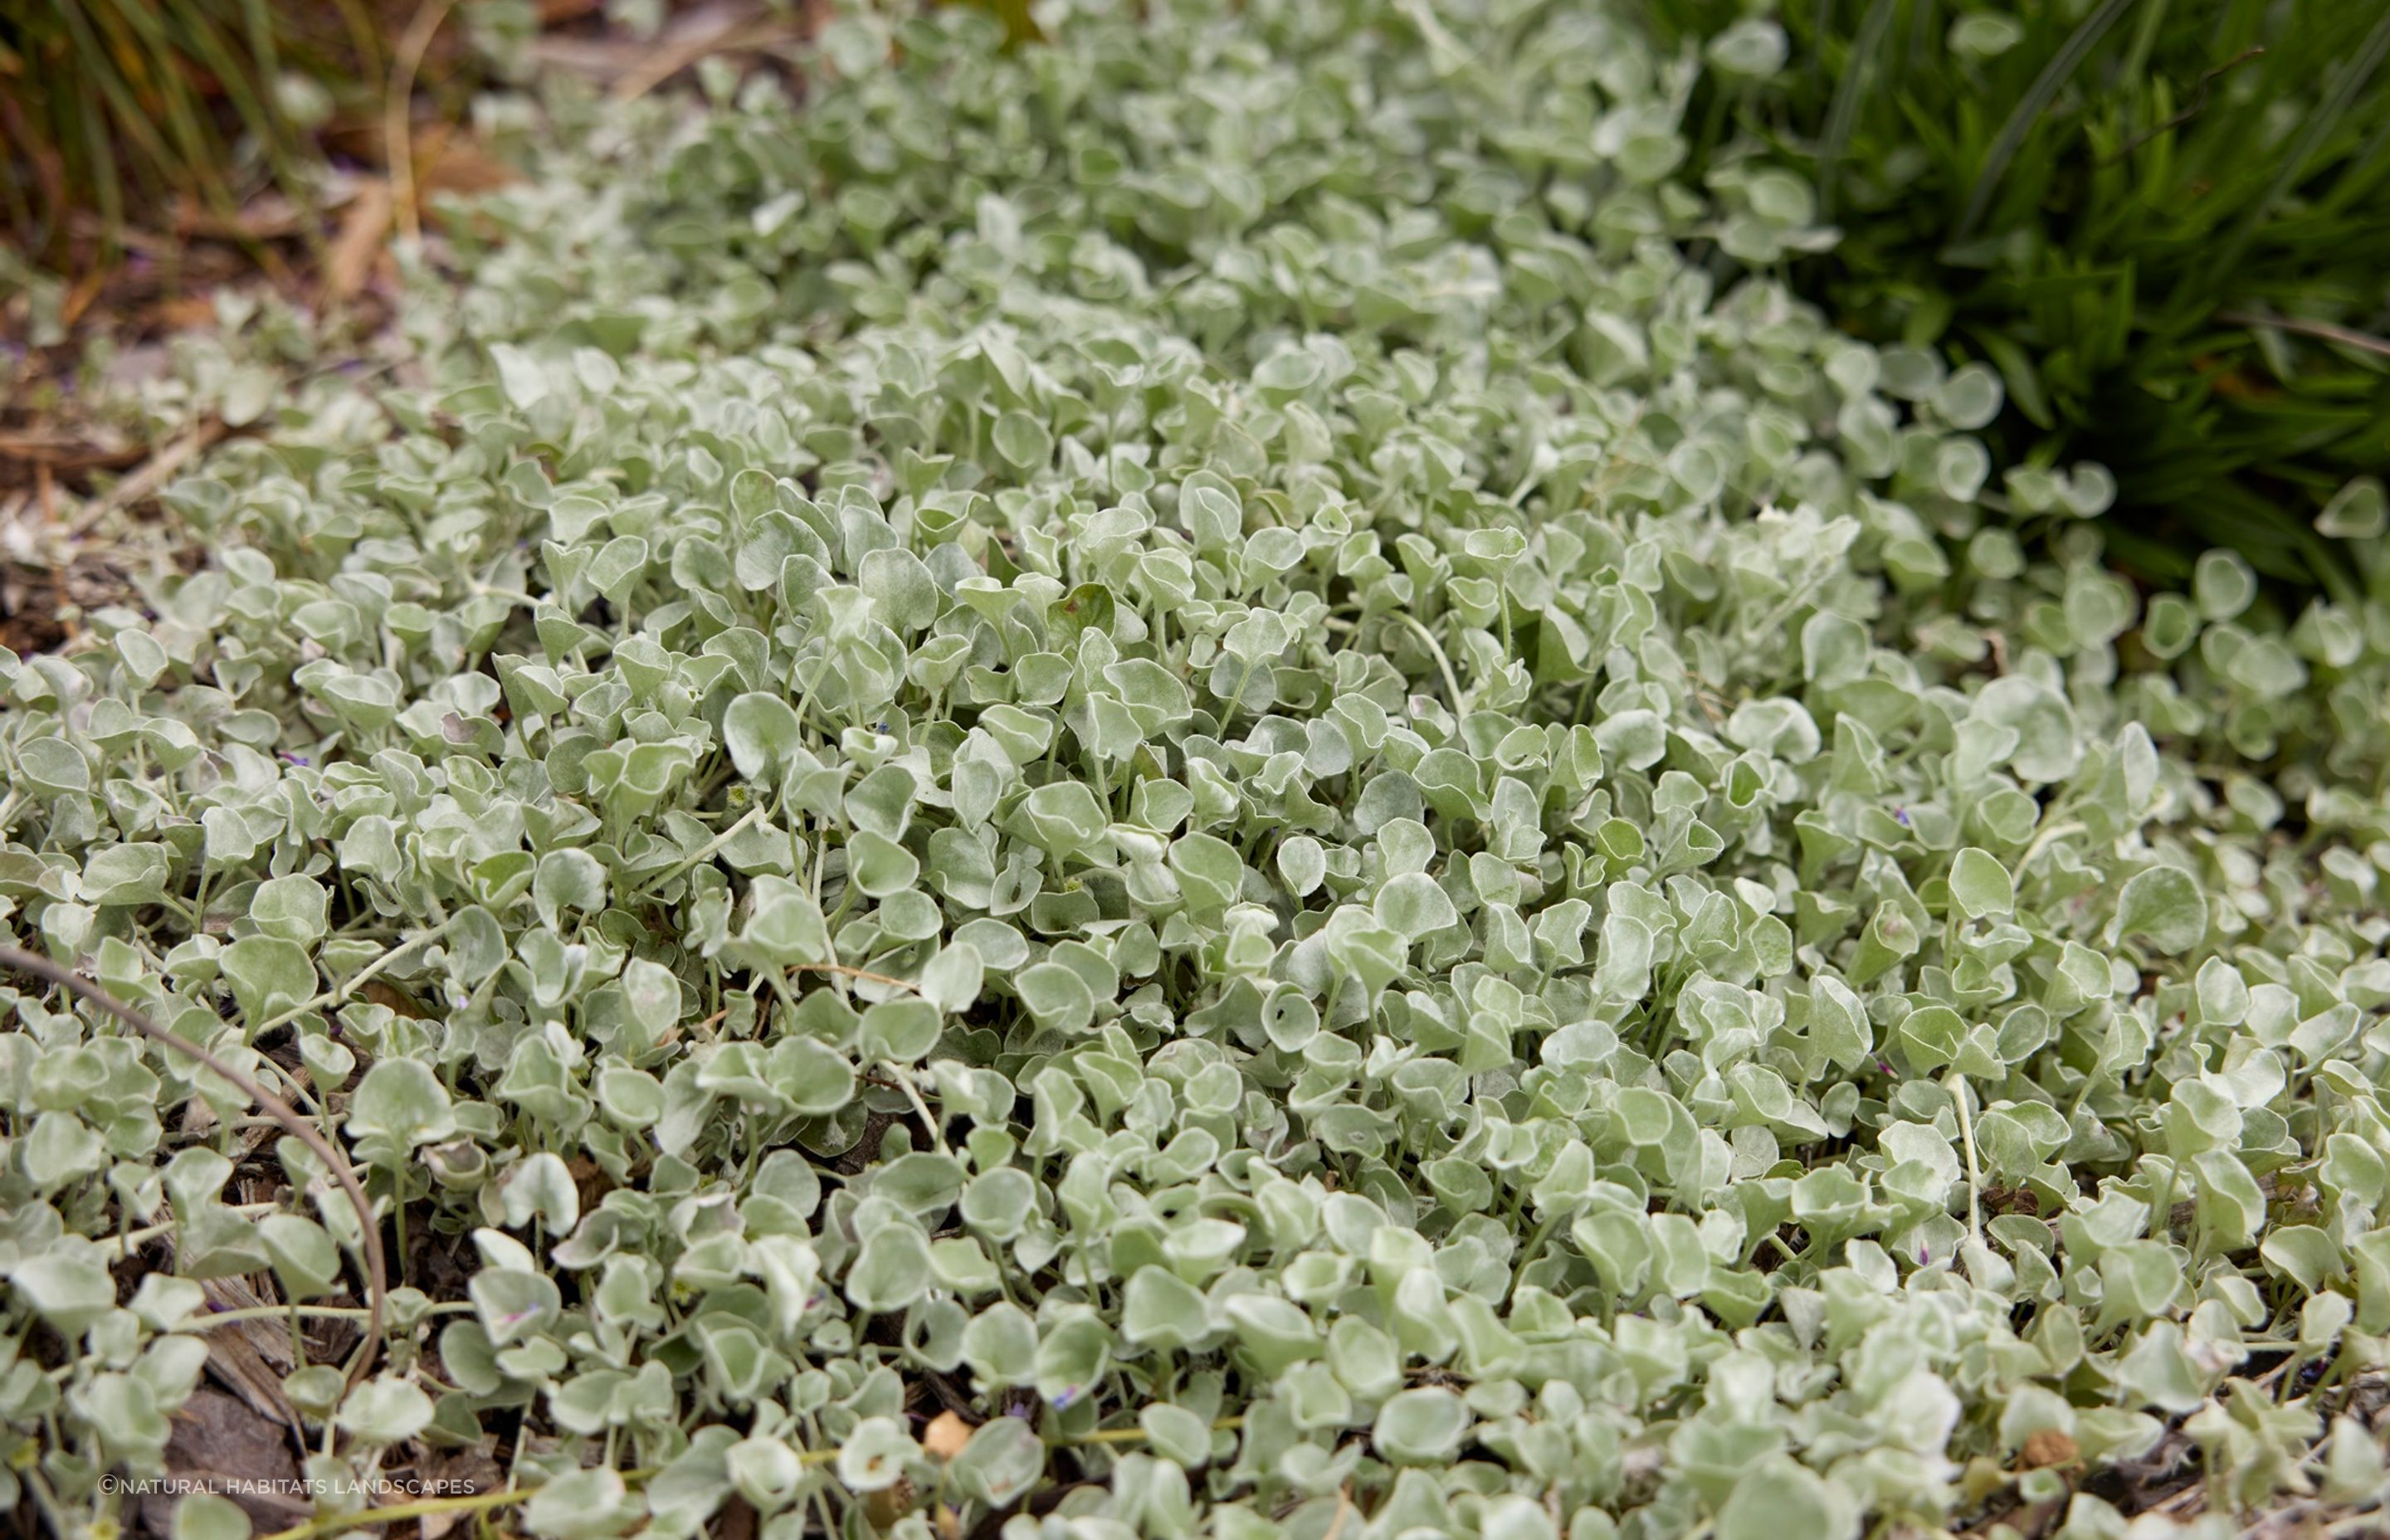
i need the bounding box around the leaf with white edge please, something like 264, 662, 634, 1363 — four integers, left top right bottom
1947, 846, 2012, 920
919, 943, 984, 1014
2111, 865, 2207, 954
836, 1416, 919, 1494
346, 1060, 456, 1153
338, 1377, 436, 1444
1374, 871, 1457, 940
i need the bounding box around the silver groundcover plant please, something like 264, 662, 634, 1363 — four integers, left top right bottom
2, 2, 2388, 1538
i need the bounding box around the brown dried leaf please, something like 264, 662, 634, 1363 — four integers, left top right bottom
923, 1409, 973, 1461
413, 125, 521, 199
324, 178, 395, 304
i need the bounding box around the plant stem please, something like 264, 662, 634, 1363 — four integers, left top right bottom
1394, 611, 1467, 714
255, 910, 469, 1036
0, 946, 388, 1387
260, 1469, 657, 1540
1949, 1069, 1983, 1246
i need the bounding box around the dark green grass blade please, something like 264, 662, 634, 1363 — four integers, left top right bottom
1955, 0, 2139, 241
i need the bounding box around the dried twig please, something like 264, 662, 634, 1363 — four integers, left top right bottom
70, 419, 228, 533
611, 5, 805, 102
388, 0, 460, 247
0, 945, 387, 1386
2218, 311, 2390, 362
1321, 1487, 1354, 1540
791, 960, 920, 992
323, 178, 396, 305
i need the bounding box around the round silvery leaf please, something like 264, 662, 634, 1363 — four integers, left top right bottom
1373, 871, 1456, 940
1717, 1457, 1856, 1540
259, 1212, 342, 1299
1970, 675, 2081, 783
724, 693, 804, 782
499, 1151, 583, 1234
1034, 1309, 1114, 1406
2110, 865, 2207, 954
471, 1268, 562, 1348
725, 1435, 808, 1512
734, 876, 832, 966
524, 1468, 632, 1540
219, 936, 315, 1022
533, 847, 609, 929
836, 1416, 919, 1494
1946, 847, 2012, 920
1118, 1262, 1214, 1348
845, 1221, 934, 1313
1372, 1386, 1470, 1464
346, 1060, 457, 1152
172, 1494, 251, 1540
10, 1250, 116, 1333
951, 1416, 1045, 1506
1022, 781, 1109, 858
1015, 962, 1095, 1034
282, 1365, 348, 1419
17, 737, 90, 797
339, 1376, 436, 1445
918, 943, 984, 1014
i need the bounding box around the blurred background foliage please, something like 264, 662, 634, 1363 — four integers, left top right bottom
0, 1, 389, 257
1660, 0, 2390, 599
0, 0, 537, 269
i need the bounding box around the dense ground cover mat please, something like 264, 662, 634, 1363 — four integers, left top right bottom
3, 2, 2390, 1539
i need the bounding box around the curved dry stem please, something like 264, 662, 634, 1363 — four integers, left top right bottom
387, 0, 458, 247
1393, 611, 1469, 715
790, 960, 920, 992
0, 944, 388, 1386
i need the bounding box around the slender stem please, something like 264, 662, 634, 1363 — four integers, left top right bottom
189, 1302, 473, 1328
386, 0, 457, 248
625, 802, 766, 900
2016, 818, 2084, 872
2217, 310, 2390, 362
1950, 1070, 1983, 1247
887, 1064, 948, 1157
1070, 1416, 1244, 1445
261, 1469, 658, 1540
788, 961, 920, 993
0, 946, 388, 1386
254, 910, 467, 1037
1393, 611, 1467, 715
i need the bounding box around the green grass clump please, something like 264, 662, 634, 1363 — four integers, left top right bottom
4, 4, 2390, 1540
1660, 0, 2390, 594
0, 0, 395, 257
